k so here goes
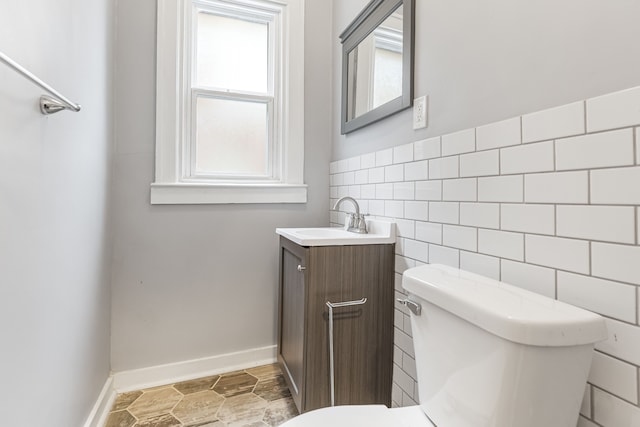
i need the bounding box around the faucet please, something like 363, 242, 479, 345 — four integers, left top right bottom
332, 196, 368, 234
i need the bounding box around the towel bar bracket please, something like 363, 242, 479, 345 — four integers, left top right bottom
40, 96, 68, 115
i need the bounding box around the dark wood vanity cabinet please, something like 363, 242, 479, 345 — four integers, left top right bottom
277, 236, 395, 413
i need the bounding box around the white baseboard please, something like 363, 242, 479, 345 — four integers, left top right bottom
112, 345, 277, 393
83, 376, 117, 427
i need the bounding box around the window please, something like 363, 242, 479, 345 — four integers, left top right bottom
152, 0, 306, 204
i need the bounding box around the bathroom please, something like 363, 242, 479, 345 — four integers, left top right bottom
0, 0, 639, 426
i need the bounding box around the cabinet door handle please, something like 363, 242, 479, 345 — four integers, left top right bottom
297, 265, 306, 272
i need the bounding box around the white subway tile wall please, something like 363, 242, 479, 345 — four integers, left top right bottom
500, 203, 555, 235
591, 167, 640, 205
404, 160, 429, 181
459, 251, 500, 279
586, 86, 640, 132
442, 178, 477, 201
555, 129, 634, 171
415, 180, 441, 200
500, 141, 555, 174
459, 149, 499, 177
460, 202, 500, 229
500, 259, 556, 297
521, 101, 585, 143
442, 128, 476, 156
524, 171, 589, 204
588, 351, 638, 404
478, 175, 523, 202
429, 156, 459, 179
476, 116, 521, 150
414, 136, 441, 160
329, 86, 640, 423
393, 143, 414, 164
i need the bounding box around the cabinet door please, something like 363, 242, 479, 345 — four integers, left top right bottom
305, 244, 395, 410
277, 238, 307, 412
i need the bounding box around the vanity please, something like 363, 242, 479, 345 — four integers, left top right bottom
275, 220, 396, 413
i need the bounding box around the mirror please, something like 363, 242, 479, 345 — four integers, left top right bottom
340, 0, 414, 134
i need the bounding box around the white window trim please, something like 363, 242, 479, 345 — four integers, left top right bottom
152, 0, 306, 204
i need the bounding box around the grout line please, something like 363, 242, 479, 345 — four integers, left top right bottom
583, 100, 588, 134
473, 127, 477, 152
587, 169, 592, 205
637, 367, 640, 413
590, 383, 595, 421
519, 116, 524, 144
633, 206, 640, 246
633, 126, 638, 166
589, 240, 593, 276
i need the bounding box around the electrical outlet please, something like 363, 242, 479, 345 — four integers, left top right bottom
413, 95, 428, 130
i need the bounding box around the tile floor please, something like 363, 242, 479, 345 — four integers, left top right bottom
104, 364, 299, 427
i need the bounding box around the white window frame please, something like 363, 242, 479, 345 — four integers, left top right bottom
152, 0, 306, 204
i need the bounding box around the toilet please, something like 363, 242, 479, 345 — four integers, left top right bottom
280, 264, 607, 427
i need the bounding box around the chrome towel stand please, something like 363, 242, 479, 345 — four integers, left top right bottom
0, 50, 81, 115
325, 297, 367, 407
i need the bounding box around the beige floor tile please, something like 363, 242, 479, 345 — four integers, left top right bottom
128, 388, 182, 420
245, 364, 282, 380
227, 421, 267, 427
262, 397, 298, 427
104, 410, 137, 427
217, 393, 268, 425
185, 421, 225, 427
106, 365, 295, 427
134, 413, 182, 427
173, 390, 224, 425
253, 376, 290, 402
173, 375, 220, 395
112, 391, 143, 411
213, 372, 258, 398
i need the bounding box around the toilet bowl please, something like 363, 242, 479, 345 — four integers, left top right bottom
280, 264, 607, 427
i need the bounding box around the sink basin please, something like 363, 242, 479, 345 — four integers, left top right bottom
276, 219, 396, 246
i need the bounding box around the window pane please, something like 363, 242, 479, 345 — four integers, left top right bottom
373, 47, 402, 108
195, 97, 269, 176
196, 12, 268, 93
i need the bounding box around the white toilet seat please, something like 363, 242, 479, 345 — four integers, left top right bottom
280, 404, 433, 427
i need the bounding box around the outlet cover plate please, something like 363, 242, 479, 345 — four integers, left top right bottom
413, 95, 428, 130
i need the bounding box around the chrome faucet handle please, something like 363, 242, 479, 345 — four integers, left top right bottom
351, 213, 368, 234
345, 212, 355, 227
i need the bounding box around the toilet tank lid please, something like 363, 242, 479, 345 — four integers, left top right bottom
402, 264, 607, 347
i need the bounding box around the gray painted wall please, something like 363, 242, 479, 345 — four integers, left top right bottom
332, 0, 640, 160
0, 0, 113, 425
111, 0, 332, 371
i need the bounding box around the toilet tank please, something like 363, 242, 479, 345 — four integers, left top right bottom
402, 264, 607, 427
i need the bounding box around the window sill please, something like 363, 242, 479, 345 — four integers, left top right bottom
150, 182, 308, 205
